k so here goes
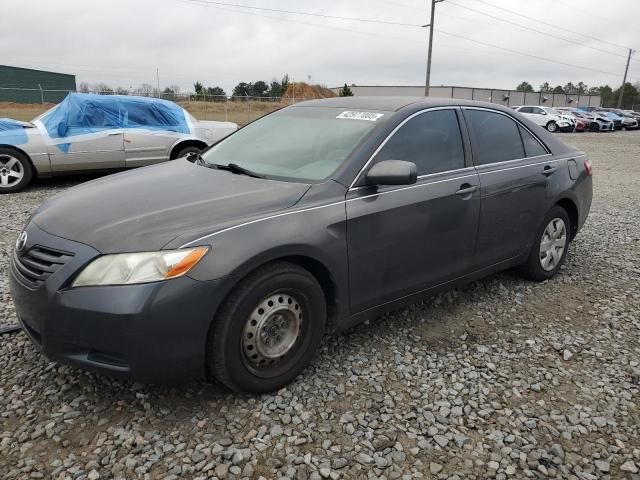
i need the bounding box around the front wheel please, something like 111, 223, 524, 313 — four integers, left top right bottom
589, 123, 599, 132
546, 121, 558, 133
207, 262, 327, 393
0, 148, 33, 193
520, 206, 571, 282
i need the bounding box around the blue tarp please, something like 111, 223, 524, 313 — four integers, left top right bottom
0, 118, 28, 145
41, 93, 191, 140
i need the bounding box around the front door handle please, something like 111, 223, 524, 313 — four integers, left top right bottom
542, 165, 557, 176
455, 183, 478, 196
107, 132, 122, 136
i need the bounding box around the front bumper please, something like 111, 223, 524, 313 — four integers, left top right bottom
9, 223, 225, 383
558, 123, 574, 132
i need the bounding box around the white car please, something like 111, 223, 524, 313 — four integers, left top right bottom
512, 106, 574, 133
0, 93, 237, 192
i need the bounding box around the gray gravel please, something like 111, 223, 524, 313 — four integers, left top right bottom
2, 132, 640, 479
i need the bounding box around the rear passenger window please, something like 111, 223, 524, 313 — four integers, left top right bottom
375, 109, 465, 176
466, 110, 524, 165
519, 126, 548, 157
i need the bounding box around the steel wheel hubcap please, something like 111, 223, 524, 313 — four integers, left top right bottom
539, 217, 567, 271
242, 293, 302, 367
0, 155, 24, 187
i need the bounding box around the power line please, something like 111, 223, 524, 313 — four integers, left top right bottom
179, 0, 625, 80
445, 0, 626, 58
436, 28, 623, 78
469, 0, 632, 51
177, 0, 427, 27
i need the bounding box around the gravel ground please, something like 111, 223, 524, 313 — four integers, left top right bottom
1, 132, 639, 480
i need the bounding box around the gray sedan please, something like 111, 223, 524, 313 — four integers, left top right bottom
10, 97, 592, 393
0, 93, 236, 192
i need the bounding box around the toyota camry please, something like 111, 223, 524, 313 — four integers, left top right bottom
10, 97, 593, 393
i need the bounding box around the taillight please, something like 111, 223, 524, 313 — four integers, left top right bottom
584, 159, 593, 176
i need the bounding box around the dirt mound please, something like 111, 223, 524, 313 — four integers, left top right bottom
283, 83, 336, 100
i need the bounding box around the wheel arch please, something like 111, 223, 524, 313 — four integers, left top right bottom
555, 197, 579, 240
206, 251, 342, 339
169, 139, 208, 159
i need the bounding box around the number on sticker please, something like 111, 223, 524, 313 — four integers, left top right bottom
336, 111, 384, 121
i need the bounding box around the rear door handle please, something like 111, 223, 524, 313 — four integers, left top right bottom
455, 184, 478, 196
542, 166, 557, 176
107, 132, 122, 136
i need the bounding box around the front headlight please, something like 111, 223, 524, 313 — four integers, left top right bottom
72, 247, 209, 287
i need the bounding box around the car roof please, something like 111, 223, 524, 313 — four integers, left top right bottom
291, 96, 518, 113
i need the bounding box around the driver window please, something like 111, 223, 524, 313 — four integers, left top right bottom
375, 109, 465, 176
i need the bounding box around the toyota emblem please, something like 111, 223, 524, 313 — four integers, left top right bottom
16, 231, 28, 252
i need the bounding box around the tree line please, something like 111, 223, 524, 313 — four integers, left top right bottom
516, 81, 640, 108
77, 74, 292, 102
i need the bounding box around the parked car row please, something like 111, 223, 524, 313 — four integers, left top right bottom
512, 105, 639, 133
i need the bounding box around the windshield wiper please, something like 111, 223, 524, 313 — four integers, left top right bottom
210, 162, 265, 179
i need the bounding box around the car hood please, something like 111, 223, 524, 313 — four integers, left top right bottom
31, 160, 311, 253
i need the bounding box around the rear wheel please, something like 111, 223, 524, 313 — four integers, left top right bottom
207, 262, 326, 393
0, 148, 33, 193
520, 206, 570, 281
546, 121, 558, 133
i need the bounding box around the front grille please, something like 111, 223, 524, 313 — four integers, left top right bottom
12, 245, 74, 289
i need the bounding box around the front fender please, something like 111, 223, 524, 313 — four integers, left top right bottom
184, 200, 350, 321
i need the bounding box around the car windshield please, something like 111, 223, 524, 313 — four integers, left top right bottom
543, 107, 562, 115
201, 106, 389, 182
32, 104, 58, 122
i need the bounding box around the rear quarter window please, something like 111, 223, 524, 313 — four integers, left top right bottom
519, 126, 549, 157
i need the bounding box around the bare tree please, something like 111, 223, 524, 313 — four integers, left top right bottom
94, 83, 114, 95
136, 83, 155, 97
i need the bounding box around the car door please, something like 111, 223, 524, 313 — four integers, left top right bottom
346, 108, 480, 314
48, 103, 125, 172
123, 129, 180, 167
463, 107, 553, 268
118, 103, 188, 167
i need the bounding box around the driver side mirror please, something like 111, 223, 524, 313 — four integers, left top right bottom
365, 160, 417, 186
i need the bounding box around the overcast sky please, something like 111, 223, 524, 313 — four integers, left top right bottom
3, 0, 639, 94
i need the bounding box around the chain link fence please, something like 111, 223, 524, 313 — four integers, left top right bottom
0, 87, 317, 126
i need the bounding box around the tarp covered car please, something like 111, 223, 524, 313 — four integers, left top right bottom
0, 93, 237, 192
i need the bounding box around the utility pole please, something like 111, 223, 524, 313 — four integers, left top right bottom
424, 0, 444, 97
617, 48, 634, 108
156, 68, 160, 97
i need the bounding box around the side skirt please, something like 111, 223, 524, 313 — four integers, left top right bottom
335, 255, 526, 333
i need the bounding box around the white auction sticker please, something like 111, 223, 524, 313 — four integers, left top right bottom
336, 111, 384, 121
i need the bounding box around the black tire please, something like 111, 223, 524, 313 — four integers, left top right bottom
0, 148, 33, 193
589, 123, 599, 132
546, 121, 558, 133
520, 206, 571, 282
208, 262, 327, 393
173, 144, 203, 159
